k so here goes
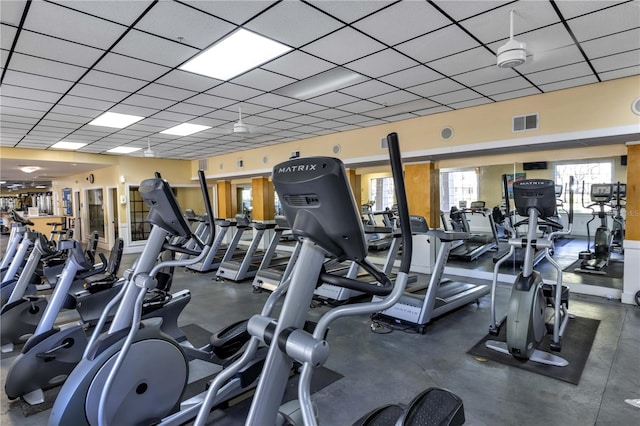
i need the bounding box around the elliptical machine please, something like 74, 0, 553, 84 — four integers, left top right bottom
575, 182, 614, 274
486, 178, 574, 366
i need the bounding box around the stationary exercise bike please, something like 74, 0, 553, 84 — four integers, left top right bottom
575, 182, 615, 274
486, 178, 574, 366
610, 182, 626, 253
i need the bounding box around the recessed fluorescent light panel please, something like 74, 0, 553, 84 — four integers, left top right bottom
107, 146, 142, 154
89, 112, 145, 128
160, 123, 211, 136
180, 28, 291, 80
274, 67, 367, 100
50, 141, 87, 150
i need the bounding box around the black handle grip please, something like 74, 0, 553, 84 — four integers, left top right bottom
386, 132, 412, 274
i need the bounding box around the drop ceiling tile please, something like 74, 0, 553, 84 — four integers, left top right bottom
249, 93, 296, 108
302, 27, 385, 65
29, 128, 69, 137
1, 122, 32, 130
0, 106, 46, 119
3, 70, 75, 93
256, 109, 299, 120
8, 53, 86, 81
345, 49, 418, 78
186, 94, 236, 109
307, 92, 359, 107
95, 53, 170, 81
1, 0, 27, 25
473, 76, 534, 97
0, 114, 39, 125
463, 2, 560, 44
122, 123, 163, 134
339, 80, 396, 99
1, 49, 8, 70
592, 49, 640, 73
113, 30, 199, 68
67, 83, 129, 103
2, 96, 53, 112
555, 0, 623, 19
206, 83, 263, 101
568, 2, 640, 42
369, 90, 422, 107
137, 83, 196, 102
153, 110, 199, 123
164, 103, 212, 116
244, 1, 343, 48
491, 87, 541, 102
203, 109, 238, 121
338, 99, 381, 113
334, 124, 361, 132
80, 70, 149, 92
134, 1, 235, 49
156, 70, 220, 92
231, 69, 296, 91
365, 99, 439, 118
539, 75, 599, 92
280, 102, 326, 114
1, 24, 17, 50
14, 30, 104, 67
50, 104, 101, 118
42, 112, 92, 124
353, 1, 450, 46
59, 95, 114, 111
600, 65, 640, 81
433, 0, 511, 21
262, 51, 335, 80
407, 78, 465, 97
336, 114, 374, 125
264, 121, 300, 131
109, 104, 159, 117
378, 65, 442, 88
0, 85, 62, 103
50, 0, 154, 26
430, 88, 484, 105
123, 94, 176, 110
582, 29, 640, 59
309, 108, 350, 120
448, 97, 493, 109
311, 1, 394, 24
428, 47, 496, 76
230, 104, 270, 115
454, 65, 519, 87
183, 0, 277, 26
396, 25, 479, 65
23, 1, 125, 49
527, 62, 595, 86
36, 119, 80, 130
287, 115, 324, 125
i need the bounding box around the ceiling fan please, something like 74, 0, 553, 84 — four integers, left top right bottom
143, 138, 156, 158
228, 107, 269, 136
497, 10, 528, 68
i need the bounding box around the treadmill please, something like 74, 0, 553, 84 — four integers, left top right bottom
252, 216, 301, 292
447, 201, 499, 261
186, 218, 236, 273
216, 217, 279, 282
374, 227, 490, 334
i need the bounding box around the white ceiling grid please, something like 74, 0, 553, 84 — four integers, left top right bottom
0, 0, 638, 164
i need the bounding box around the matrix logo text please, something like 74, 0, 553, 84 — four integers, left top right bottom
278, 164, 317, 173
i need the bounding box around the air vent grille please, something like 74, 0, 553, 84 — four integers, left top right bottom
512, 113, 538, 132
198, 159, 208, 171
380, 137, 388, 149
237, 160, 244, 168
285, 194, 320, 207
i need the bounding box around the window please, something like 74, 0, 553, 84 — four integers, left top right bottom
555, 161, 612, 213
128, 186, 150, 241
440, 170, 478, 212
87, 188, 105, 238
368, 177, 395, 211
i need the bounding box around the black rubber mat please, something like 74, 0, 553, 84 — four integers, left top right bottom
468, 316, 600, 385
563, 259, 624, 279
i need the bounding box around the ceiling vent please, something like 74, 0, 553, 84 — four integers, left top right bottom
198, 158, 208, 171
380, 137, 388, 149
290, 150, 300, 159
236, 160, 244, 168
512, 113, 538, 132
332, 144, 341, 154
440, 127, 454, 141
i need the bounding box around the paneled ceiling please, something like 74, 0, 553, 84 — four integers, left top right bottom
1, 0, 638, 173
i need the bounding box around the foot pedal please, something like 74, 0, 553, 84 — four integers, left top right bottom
353, 404, 404, 426
22, 388, 45, 406
401, 387, 465, 426
210, 319, 249, 359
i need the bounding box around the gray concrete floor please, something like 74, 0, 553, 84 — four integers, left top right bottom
1, 238, 639, 425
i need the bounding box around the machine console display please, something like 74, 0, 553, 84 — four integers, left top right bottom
590, 184, 613, 203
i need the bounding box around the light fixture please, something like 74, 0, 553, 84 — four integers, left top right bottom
19, 166, 40, 173
274, 67, 366, 100
160, 123, 211, 136
0, 181, 6, 184
497, 10, 527, 68
107, 146, 142, 154
50, 141, 87, 150
35, 185, 47, 189
89, 112, 145, 128
179, 28, 292, 80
